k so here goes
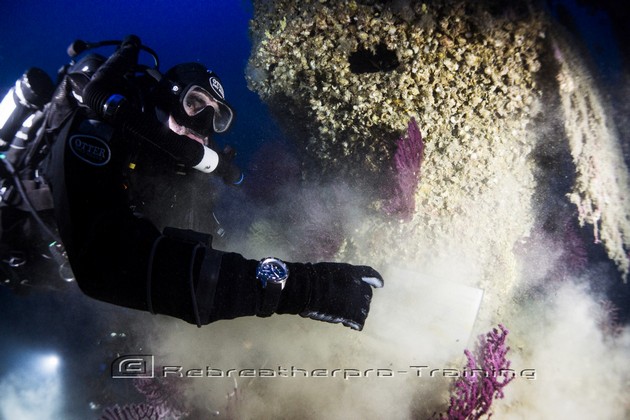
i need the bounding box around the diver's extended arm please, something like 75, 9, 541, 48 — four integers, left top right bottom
143, 235, 383, 330
200, 251, 383, 330
45, 35, 383, 330
46, 111, 382, 330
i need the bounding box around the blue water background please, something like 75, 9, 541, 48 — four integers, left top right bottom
0, 0, 279, 163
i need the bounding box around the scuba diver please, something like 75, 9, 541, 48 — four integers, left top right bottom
0, 35, 383, 330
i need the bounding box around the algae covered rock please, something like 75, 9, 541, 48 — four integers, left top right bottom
246, 0, 630, 287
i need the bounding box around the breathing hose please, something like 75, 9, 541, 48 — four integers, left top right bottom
81, 35, 241, 182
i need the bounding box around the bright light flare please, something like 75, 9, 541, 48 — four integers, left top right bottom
38, 354, 60, 375
1, 352, 63, 419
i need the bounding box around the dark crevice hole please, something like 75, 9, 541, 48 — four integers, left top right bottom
348, 43, 400, 74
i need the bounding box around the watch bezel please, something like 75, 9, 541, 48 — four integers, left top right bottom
256, 257, 289, 289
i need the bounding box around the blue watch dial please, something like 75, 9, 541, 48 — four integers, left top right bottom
256, 257, 289, 288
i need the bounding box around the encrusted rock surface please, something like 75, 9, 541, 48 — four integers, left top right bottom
247, 0, 547, 316
246, 0, 630, 311
247, 0, 543, 175
553, 35, 630, 280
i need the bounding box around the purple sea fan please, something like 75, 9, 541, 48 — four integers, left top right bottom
100, 403, 168, 420
100, 377, 188, 420
438, 324, 514, 420
383, 117, 424, 221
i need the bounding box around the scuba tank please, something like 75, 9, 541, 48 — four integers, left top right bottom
0, 67, 54, 150
0, 67, 55, 208
0, 69, 64, 289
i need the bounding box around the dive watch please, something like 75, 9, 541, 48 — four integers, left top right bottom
256, 257, 289, 317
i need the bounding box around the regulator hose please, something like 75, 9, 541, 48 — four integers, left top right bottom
81, 35, 241, 180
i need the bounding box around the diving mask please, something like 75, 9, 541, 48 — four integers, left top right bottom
160, 63, 235, 137
181, 85, 234, 134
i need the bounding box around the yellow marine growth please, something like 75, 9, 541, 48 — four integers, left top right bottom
246, 0, 630, 283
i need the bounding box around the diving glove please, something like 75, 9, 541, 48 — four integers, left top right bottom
209, 253, 384, 331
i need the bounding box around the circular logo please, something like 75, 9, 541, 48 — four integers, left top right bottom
69, 135, 111, 166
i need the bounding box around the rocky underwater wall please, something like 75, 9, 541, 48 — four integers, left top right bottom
203, 0, 630, 417
245, 0, 630, 297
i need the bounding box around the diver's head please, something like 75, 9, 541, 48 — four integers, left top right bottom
156, 63, 235, 141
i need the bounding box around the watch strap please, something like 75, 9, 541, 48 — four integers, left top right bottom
258, 283, 282, 317
256, 257, 288, 317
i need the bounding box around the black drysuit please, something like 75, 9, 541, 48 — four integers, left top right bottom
42, 65, 381, 330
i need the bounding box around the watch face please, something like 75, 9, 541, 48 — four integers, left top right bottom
257, 257, 289, 287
